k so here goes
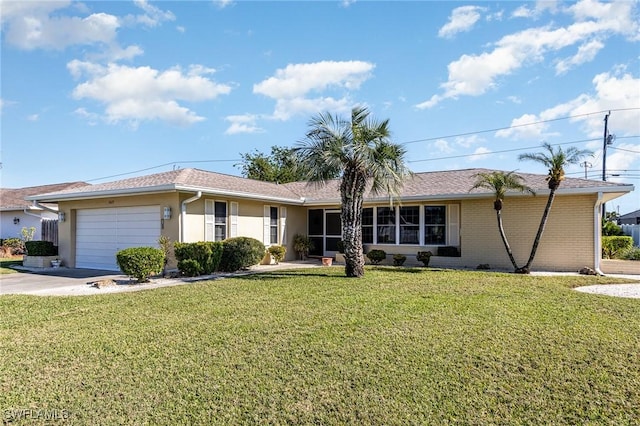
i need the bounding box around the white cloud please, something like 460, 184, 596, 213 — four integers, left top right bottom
438, 6, 486, 38
224, 114, 264, 135
68, 61, 233, 126
555, 39, 604, 74
454, 134, 483, 148
127, 0, 175, 27
418, 0, 640, 109
433, 139, 454, 153
604, 143, 640, 177
27, 114, 39, 121
214, 0, 234, 9
469, 147, 492, 161
252, 60, 374, 121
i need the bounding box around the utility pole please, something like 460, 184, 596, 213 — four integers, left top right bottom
580, 161, 592, 179
601, 111, 614, 218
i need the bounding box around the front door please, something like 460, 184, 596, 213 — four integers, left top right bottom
324, 211, 341, 256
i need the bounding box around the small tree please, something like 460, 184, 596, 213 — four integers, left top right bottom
21, 227, 36, 242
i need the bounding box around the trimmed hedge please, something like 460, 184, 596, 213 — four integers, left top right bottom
219, 237, 266, 272
174, 241, 223, 276
366, 249, 386, 265
25, 240, 57, 256
116, 247, 165, 283
602, 236, 634, 259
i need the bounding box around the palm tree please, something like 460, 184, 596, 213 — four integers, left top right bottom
470, 171, 535, 271
517, 143, 592, 273
295, 106, 411, 277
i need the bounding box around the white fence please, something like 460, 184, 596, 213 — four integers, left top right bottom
622, 224, 640, 246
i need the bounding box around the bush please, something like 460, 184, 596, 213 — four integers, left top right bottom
393, 254, 406, 266
116, 247, 164, 282
25, 240, 57, 256
2, 238, 25, 255
620, 246, 640, 261
267, 245, 286, 264
336, 240, 345, 254
602, 220, 624, 236
602, 236, 634, 259
293, 234, 314, 260
366, 249, 386, 265
416, 251, 433, 267
177, 259, 202, 277
220, 237, 266, 272
174, 241, 223, 275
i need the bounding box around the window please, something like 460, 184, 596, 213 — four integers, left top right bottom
206, 200, 227, 241
270, 206, 278, 244
377, 207, 395, 244
362, 208, 373, 244
399, 206, 419, 244
424, 206, 446, 245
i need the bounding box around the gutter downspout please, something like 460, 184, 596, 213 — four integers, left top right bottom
181, 191, 202, 242
23, 208, 42, 219
594, 192, 605, 275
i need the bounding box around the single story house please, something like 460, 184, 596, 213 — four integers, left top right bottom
26, 167, 633, 272
1, 182, 86, 243
618, 209, 640, 225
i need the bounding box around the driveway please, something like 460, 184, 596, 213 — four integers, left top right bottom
0, 261, 323, 297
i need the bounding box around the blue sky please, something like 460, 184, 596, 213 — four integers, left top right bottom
1, 0, 639, 214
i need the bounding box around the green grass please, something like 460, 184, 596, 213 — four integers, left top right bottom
0, 257, 22, 274
1, 267, 639, 424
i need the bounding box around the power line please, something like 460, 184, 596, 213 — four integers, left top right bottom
399, 107, 640, 146
86, 159, 240, 183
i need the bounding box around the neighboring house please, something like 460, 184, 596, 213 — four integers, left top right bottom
1, 182, 87, 243
618, 209, 640, 225
26, 168, 633, 272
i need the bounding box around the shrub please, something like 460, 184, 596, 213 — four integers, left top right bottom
2, 238, 25, 255
116, 247, 165, 283
25, 240, 57, 256
620, 246, 640, 261
393, 254, 406, 266
416, 251, 433, 267
336, 240, 345, 254
174, 241, 223, 275
293, 234, 314, 260
177, 259, 202, 277
267, 245, 286, 264
602, 220, 624, 236
220, 237, 266, 272
602, 236, 634, 259
366, 249, 386, 265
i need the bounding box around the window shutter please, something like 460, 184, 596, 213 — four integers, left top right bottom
230, 202, 238, 238
280, 207, 287, 245
447, 204, 460, 246
263, 205, 271, 245
205, 200, 214, 241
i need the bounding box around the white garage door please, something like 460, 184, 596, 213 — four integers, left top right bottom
76, 206, 161, 271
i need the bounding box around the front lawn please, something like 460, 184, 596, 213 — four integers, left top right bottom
1, 268, 638, 424
0, 257, 22, 274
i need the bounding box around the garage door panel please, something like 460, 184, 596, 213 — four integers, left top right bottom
76, 206, 160, 271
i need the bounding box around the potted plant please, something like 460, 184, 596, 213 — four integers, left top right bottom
293, 234, 314, 260
267, 245, 286, 264
416, 251, 432, 267
50, 258, 62, 268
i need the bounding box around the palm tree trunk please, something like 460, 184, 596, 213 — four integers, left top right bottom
496, 210, 519, 270
341, 167, 366, 277
518, 189, 556, 274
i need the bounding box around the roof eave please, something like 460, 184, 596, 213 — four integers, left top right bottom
175, 185, 304, 205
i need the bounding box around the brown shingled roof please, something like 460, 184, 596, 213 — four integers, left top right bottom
25, 167, 632, 204
1, 182, 88, 210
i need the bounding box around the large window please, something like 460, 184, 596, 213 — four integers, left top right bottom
362, 208, 373, 244
399, 206, 420, 244
424, 206, 446, 245
377, 207, 396, 244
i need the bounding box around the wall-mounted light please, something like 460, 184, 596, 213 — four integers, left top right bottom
13, 217, 20, 225
163, 206, 172, 220
58, 212, 66, 223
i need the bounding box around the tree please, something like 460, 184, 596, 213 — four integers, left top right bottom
517, 143, 592, 273
295, 106, 411, 277
236, 145, 313, 183
470, 171, 535, 271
